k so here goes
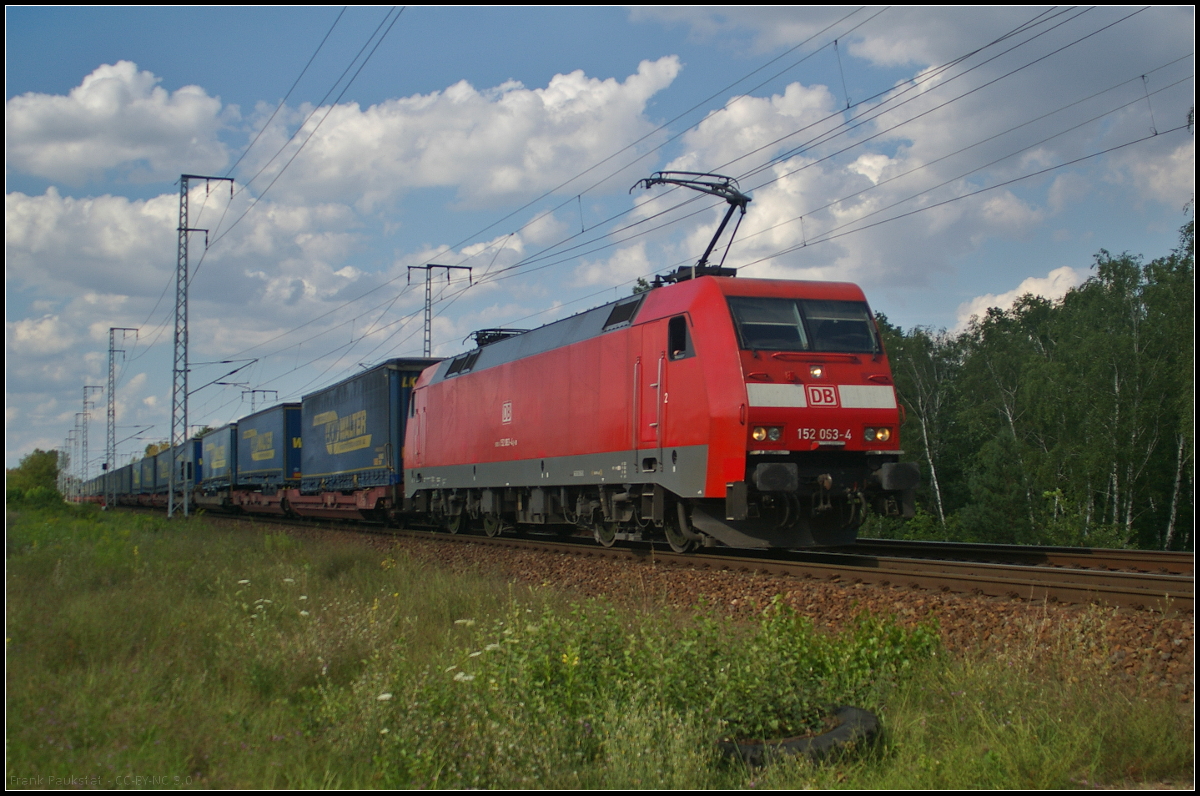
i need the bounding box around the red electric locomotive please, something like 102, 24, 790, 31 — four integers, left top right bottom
403, 271, 918, 550
403, 173, 917, 550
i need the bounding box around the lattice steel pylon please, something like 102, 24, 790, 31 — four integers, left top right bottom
407, 264, 472, 357
71, 420, 83, 502
59, 437, 72, 499
171, 175, 232, 517
107, 327, 137, 507
82, 386, 103, 491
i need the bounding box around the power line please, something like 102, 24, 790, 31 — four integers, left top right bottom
224, 7, 348, 179
178, 8, 1182, 425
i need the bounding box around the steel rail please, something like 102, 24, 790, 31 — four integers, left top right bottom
846, 538, 1194, 575
130, 509, 1193, 613
392, 528, 1193, 613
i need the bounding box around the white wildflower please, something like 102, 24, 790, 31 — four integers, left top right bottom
299, 610, 310, 617
453, 672, 475, 682
377, 693, 393, 702
485, 643, 501, 652
469, 651, 483, 658
237, 579, 250, 585
299, 595, 308, 601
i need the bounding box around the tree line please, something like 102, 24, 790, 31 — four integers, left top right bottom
874, 218, 1194, 550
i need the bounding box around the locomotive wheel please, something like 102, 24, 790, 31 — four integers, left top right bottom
664, 519, 696, 553
483, 515, 506, 538
594, 522, 618, 548
664, 504, 698, 554
445, 513, 464, 534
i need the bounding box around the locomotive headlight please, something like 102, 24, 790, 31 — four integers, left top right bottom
752, 426, 783, 442
809, 365, 824, 378
864, 427, 891, 442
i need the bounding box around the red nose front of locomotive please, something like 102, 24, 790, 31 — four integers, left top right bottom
722, 283, 901, 461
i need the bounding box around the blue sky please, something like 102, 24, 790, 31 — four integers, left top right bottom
5, 6, 1194, 470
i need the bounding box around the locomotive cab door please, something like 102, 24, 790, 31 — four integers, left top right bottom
634, 321, 667, 472
409, 386, 426, 468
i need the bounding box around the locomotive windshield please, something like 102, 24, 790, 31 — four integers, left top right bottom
727, 297, 880, 354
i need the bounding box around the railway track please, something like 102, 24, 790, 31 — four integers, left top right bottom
843, 538, 1193, 575
150, 510, 1197, 613
320, 519, 1197, 612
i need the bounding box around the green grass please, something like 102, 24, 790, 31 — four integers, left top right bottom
6, 503, 1192, 788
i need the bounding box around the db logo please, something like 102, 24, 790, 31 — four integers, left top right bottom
501, 401, 513, 424
806, 385, 839, 407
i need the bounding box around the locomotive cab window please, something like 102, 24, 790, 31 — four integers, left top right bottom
801, 300, 879, 353
668, 315, 694, 360
728, 297, 880, 354
728, 297, 809, 351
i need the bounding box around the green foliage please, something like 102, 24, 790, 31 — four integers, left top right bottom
760, 614, 1193, 790
6, 503, 1190, 788
144, 440, 170, 457
884, 218, 1194, 549
6, 448, 60, 501
356, 596, 940, 788
6, 485, 62, 507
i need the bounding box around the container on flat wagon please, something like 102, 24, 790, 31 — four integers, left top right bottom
155, 448, 174, 493
118, 463, 133, 497
236, 404, 301, 487
182, 439, 203, 488
200, 424, 237, 489
301, 358, 439, 493
138, 456, 156, 494
157, 449, 199, 492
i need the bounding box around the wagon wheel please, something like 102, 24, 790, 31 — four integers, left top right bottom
594, 521, 619, 548
483, 514, 507, 538
664, 504, 698, 554
444, 513, 464, 534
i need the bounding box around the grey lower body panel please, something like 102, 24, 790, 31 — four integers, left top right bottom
406, 445, 710, 499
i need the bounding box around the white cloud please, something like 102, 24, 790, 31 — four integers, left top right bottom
574, 241, 651, 287
5, 61, 229, 183
849, 153, 894, 186
6, 314, 75, 355
5, 187, 181, 296
1047, 173, 1089, 214
1107, 139, 1195, 211
5, 185, 365, 313
953, 266, 1085, 331
239, 57, 682, 209
668, 82, 839, 173
974, 190, 1043, 240
521, 211, 570, 246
